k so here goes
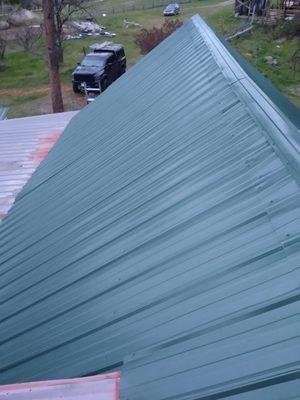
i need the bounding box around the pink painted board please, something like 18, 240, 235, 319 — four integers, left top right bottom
0, 372, 120, 400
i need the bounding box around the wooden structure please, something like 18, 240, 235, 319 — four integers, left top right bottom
234, 0, 269, 16
235, 0, 300, 18
282, 0, 300, 19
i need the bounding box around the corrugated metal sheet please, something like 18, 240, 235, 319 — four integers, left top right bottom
0, 15, 300, 400
0, 112, 77, 220
0, 107, 8, 120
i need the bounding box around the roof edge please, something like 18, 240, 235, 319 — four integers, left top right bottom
0, 107, 8, 120
191, 15, 300, 184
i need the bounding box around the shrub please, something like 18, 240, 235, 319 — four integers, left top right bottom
134, 19, 183, 55
0, 33, 7, 61
15, 25, 43, 52
271, 14, 300, 39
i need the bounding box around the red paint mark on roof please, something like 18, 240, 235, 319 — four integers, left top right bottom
29, 131, 62, 164
0, 111, 77, 221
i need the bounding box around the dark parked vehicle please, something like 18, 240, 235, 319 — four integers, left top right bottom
72, 43, 126, 93
163, 3, 180, 16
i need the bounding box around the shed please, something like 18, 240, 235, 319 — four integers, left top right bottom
234, 0, 268, 16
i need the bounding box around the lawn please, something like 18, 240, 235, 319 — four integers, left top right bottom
0, 0, 299, 117
233, 28, 300, 106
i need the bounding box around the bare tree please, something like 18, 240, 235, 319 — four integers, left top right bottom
134, 20, 183, 55
42, 0, 64, 113
53, 0, 93, 63
15, 25, 43, 52
0, 33, 7, 61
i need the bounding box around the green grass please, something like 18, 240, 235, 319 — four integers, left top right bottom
61, 0, 232, 77
4, 93, 46, 106
0, 52, 49, 89
207, 8, 300, 105
207, 7, 242, 34
1, 0, 228, 90
234, 31, 299, 86
85, 0, 222, 14
0, 92, 48, 118
0, 0, 299, 117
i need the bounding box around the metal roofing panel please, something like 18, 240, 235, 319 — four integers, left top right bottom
0, 15, 299, 400
0, 107, 8, 120
0, 112, 77, 220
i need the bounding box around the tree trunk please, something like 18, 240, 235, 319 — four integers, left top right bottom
42, 0, 64, 113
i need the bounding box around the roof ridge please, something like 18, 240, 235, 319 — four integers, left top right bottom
191, 15, 300, 185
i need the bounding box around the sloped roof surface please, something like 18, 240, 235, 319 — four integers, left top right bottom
0, 15, 300, 400
0, 112, 77, 220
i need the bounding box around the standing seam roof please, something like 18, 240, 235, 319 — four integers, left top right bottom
0, 15, 299, 400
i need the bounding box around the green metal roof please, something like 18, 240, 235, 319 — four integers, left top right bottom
0, 15, 299, 400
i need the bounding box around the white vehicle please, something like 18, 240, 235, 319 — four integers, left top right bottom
163, 3, 180, 16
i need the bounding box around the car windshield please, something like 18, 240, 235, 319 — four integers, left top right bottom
81, 56, 106, 67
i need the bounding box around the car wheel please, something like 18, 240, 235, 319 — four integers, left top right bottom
72, 83, 80, 93
101, 78, 108, 91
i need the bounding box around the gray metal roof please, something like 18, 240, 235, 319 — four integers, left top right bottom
0, 112, 77, 220
0, 15, 299, 400
0, 107, 8, 120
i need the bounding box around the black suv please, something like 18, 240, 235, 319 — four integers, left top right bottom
72, 43, 126, 93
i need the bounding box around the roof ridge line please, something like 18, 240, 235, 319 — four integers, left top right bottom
191, 14, 300, 185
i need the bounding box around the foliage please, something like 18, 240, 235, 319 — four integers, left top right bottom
207, 8, 242, 35
53, 0, 95, 61
0, 0, 299, 116
15, 26, 43, 51
0, 0, 40, 7
269, 14, 300, 39
3, 0, 20, 5
231, 25, 300, 106
134, 19, 183, 54
0, 33, 7, 61
291, 48, 300, 73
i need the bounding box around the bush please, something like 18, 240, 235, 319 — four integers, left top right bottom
15, 26, 42, 52
134, 19, 183, 55
271, 14, 300, 39
0, 34, 7, 61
